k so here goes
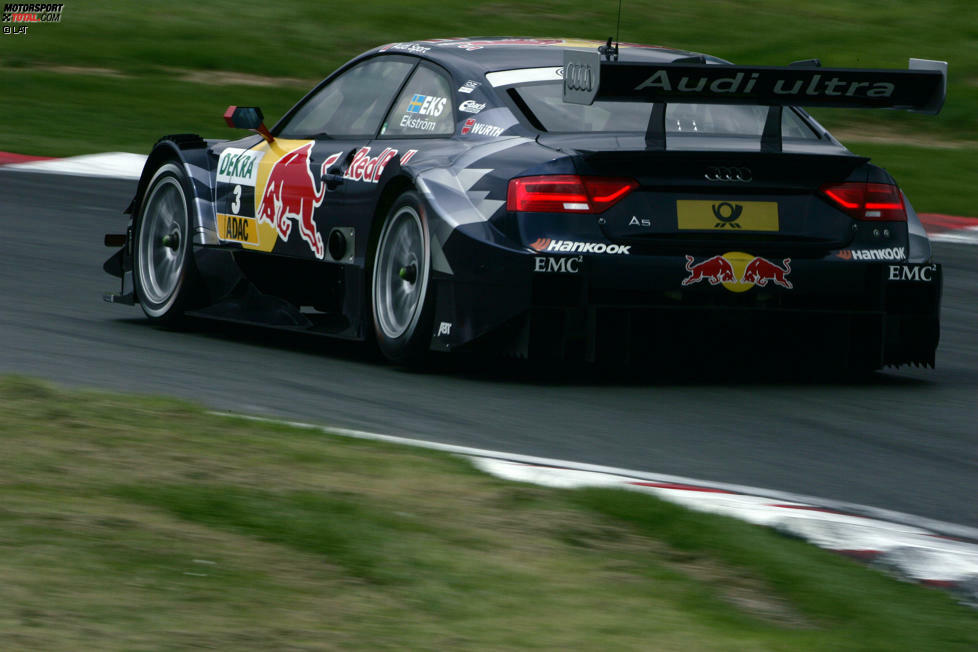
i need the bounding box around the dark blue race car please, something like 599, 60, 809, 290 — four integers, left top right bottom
104, 37, 947, 368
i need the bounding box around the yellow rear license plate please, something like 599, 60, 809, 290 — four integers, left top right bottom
676, 200, 779, 231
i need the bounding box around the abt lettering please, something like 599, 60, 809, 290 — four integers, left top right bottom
888, 265, 936, 281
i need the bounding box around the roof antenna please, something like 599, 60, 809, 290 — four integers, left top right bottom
598, 0, 622, 61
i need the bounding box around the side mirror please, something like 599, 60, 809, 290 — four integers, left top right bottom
223, 105, 274, 143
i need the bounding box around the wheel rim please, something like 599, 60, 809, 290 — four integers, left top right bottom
137, 175, 187, 308
374, 205, 427, 339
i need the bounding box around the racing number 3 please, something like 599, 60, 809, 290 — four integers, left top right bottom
231, 184, 242, 214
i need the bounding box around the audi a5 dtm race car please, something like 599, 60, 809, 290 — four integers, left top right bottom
103, 37, 946, 368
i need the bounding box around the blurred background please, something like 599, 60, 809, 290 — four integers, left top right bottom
1, 0, 975, 213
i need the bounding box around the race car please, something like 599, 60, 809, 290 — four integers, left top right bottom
103, 37, 947, 368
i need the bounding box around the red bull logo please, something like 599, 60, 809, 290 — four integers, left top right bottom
344, 147, 417, 184
255, 142, 341, 260
682, 251, 792, 292
681, 255, 736, 285
742, 256, 792, 288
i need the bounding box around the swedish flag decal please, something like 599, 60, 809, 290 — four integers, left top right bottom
406, 94, 425, 113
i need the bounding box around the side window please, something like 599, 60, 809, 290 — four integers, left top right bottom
380, 65, 454, 137
278, 58, 414, 138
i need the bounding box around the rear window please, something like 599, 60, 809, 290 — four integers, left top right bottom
511, 80, 818, 139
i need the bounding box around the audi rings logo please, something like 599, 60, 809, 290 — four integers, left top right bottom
704, 166, 752, 182
564, 63, 594, 92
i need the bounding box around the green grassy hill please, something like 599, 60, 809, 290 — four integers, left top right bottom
2, 377, 976, 649
0, 0, 974, 212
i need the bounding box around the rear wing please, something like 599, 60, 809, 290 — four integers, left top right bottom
562, 51, 947, 151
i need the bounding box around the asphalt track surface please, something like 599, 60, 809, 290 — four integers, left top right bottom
2, 171, 976, 528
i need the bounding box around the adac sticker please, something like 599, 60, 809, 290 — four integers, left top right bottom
216, 213, 260, 246
682, 251, 792, 292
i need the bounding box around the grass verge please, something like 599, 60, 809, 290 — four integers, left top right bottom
1, 376, 975, 650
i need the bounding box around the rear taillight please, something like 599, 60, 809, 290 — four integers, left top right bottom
820, 182, 907, 222
507, 175, 638, 214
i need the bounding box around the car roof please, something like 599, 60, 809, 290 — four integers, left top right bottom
367, 37, 723, 72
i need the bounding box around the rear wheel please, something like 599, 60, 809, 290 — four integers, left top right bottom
133, 161, 199, 324
370, 191, 434, 364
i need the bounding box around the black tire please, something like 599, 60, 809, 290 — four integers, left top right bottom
369, 191, 435, 364
132, 161, 200, 325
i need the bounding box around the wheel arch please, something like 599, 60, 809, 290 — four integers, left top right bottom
362, 174, 421, 344
127, 135, 217, 246
368, 174, 418, 259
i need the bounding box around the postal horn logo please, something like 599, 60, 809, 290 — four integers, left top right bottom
711, 202, 743, 228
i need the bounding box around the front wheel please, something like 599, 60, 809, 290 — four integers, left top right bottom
370, 191, 435, 364
133, 161, 200, 324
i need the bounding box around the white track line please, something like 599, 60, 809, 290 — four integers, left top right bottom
211, 411, 978, 597
929, 226, 978, 246
3, 152, 146, 179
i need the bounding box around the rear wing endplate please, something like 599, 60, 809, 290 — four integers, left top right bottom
562, 51, 947, 151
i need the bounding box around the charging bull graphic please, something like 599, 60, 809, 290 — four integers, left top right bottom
682, 255, 737, 285
682, 252, 792, 291
256, 142, 342, 260
742, 256, 792, 288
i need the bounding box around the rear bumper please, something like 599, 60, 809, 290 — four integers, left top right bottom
433, 246, 941, 368
517, 303, 939, 369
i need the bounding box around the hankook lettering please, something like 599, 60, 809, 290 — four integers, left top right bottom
530, 238, 630, 255
836, 247, 906, 261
